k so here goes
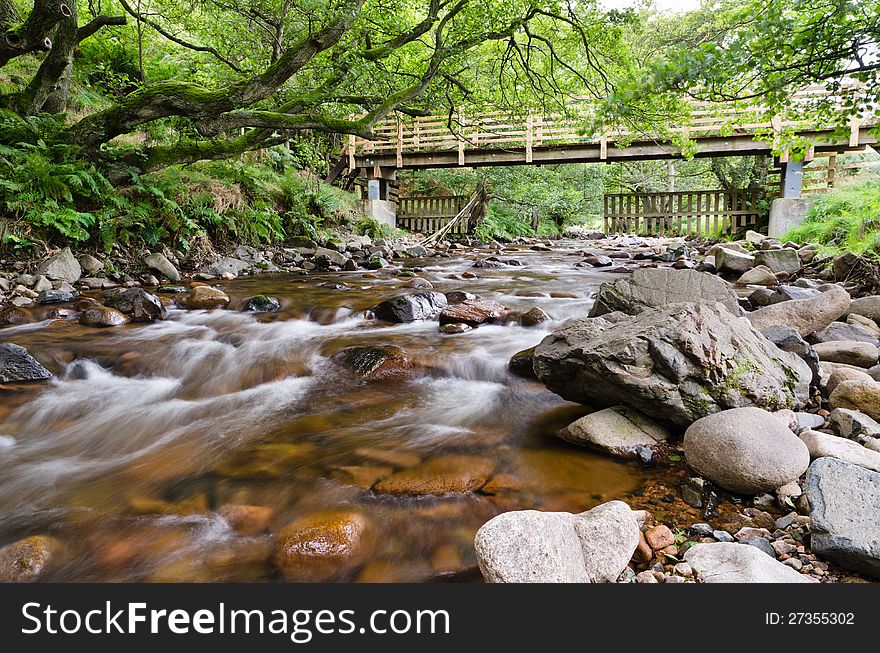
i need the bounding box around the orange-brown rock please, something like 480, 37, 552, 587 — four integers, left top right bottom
373, 455, 495, 495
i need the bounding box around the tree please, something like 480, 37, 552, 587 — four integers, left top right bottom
602, 0, 880, 149
0, 0, 628, 181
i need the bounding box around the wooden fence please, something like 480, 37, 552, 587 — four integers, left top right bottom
604, 189, 762, 235
396, 195, 478, 234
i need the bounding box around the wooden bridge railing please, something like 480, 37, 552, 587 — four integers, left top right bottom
347, 83, 871, 167
604, 189, 762, 235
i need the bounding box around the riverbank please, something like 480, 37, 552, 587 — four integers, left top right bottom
1, 230, 879, 583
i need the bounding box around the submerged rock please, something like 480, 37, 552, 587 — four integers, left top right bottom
684, 542, 812, 583
0, 535, 62, 582
372, 292, 448, 323
520, 307, 550, 327
508, 347, 537, 379
0, 343, 52, 382
373, 455, 495, 495
589, 268, 739, 317
474, 501, 640, 583
533, 303, 811, 426
683, 407, 810, 495
275, 510, 376, 581
333, 345, 422, 382
805, 457, 880, 578
0, 305, 33, 326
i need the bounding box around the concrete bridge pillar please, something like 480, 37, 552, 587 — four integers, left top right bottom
768, 160, 812, 238
360, 166, 397, 228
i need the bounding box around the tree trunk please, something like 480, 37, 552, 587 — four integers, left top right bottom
22, 0, 78, 114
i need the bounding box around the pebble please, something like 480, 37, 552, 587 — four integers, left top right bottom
712, 530, 735, 543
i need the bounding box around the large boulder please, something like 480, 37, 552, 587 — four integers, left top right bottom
684, 542, 812, 583
474, 501, 639, 583
683, 407, 810, 494
79, 305, 131, 327
274, 510, 377, 581
143, 253, 181, 282
533, 303, 811, 426
200, 257, 250, 277
557, 406, 670, 459
105, 288, 167, 322
0, 343, 52, 382
805, 457, 880, 578
747, 286, 851, 337
755, 249, 801, 275
588, 268, 740, 317
372, 292, 447, 323
439, 299, 507, 327
37, 247, 81, 284
799, 429, 880, 473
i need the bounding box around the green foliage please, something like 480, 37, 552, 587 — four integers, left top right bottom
784, 180, 880, 259
475, 201, 536, 241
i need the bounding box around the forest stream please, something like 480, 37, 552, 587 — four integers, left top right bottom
0, 242, 689, 582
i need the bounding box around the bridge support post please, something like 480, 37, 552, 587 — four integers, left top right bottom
780, 160, 803, 199
360, 166, 397, 229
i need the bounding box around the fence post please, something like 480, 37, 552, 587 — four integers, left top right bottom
526, 115, 534, 163
348, 135, 356, 170
396, 120, 404, 168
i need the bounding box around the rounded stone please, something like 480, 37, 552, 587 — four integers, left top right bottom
274, 510, 376, 581
683, 407, 810, 494
184, 286, 230, 310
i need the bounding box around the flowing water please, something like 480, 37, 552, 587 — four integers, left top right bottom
0, 243, 676, 582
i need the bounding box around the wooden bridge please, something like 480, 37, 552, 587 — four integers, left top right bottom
346, 85, 876, 175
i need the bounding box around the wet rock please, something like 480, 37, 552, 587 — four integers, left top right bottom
275, 510, 376, 581
0, 535, 61, 582
373, 455, 495, 495
581, 255, 613, 267
829, 380, 880, 421
37, 247, 81, 284
0, 343, 52, 382
79, 254, 103, 275
557, 406, 670, 459
105, 288, 167, 322
444, 291, 476, 304
474, 501, 640, 583
812, 341, 878, 368
755, 249, 801, 275
472, 257, 507, 269
681, 477, 705, 508
737, 265, 777, 286
809, 322, 880, 347
520, 307, 550, 327
367, 257, 389, 269
440, 323, 472, 335
715, 247, 755, 275
144, 253, 180, 282
747, 286, 851, 337
829, 408, 880, 441
333, 345, 421, 382
218, 504, 274, 536
0, 305, 32, 326
183, 286, 230, 310
533, 303, 811, 426
79, 305, 131, 327
805, 457, 880, 578
760, 325, 820, 386
403, 277, 433, 289
243, 295, 281, 312
684, 542, 812, 582
372, 291, 448, 323
800, 429, 880, 473
439, 299, 507, 327
589, 268, 739, 318
36, 289, 75, 304
683, 407, 810, 495
314, 247, 348, 267
508, 347, 537, 379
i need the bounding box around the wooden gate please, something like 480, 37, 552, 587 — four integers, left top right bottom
397, 195, 473, 234
604, 189, 762, 235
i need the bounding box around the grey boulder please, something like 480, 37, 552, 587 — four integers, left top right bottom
683, 407, 810, 494
684, 542, 813, 583
0, 343, 52, 383
557, 406, 670, 459
747, 286, 851, 337
144, 253, 181, 282
37, 247, 81, 284
371, 292, 448, 323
